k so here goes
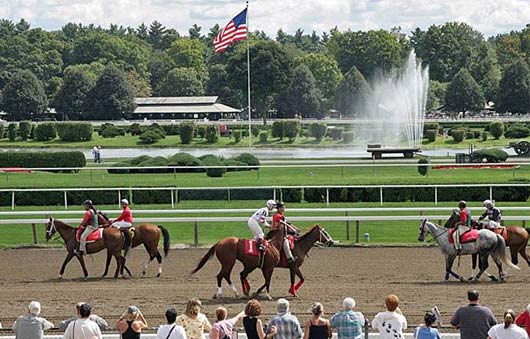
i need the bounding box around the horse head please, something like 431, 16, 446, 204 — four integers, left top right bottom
418, 219, 428, 242
314, 224, 334, 246
444, 209, 460, 228
45, 217, 56, 241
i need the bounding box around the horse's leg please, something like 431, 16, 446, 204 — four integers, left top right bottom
293, 267, 305, 293
59, 252, 75, 279
445, 256, 463, 282
155, 251, 163, 277
288, 265, 298, 297
510, 242, 519, 265
240, 266, 256, 296
519, 246, 530, 267
75, 254, 89, 279
142, 243, 155, 276
102, 250, 112, 278
490, 252, 505, 282
214, 258, 236, 299
252, 267, 274, 301
112, 253, 126, 278
468, 253, 478, 281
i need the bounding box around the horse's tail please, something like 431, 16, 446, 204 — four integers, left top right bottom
157, 225, 170, 257
493, 234, 520, 271
525, 227, 530, 236
122, 229, 132, 257
191, 243, 217, 274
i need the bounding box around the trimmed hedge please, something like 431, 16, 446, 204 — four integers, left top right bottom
259, 131, 268, 143
505, 124, 530, 138
0, 151, 86, 171
342, 131, 354, 143
489, 121, 504, 139
18, 121, 32, 140
451, 129, 465, 142
179, 122, 194, 144
233, 153, 260, 169
56, 123, 93, 141
271, 121, 284, 139
418, 158, 429, 176
310, 123, 327, 141
205, 125, 219, 144
34, 123, 57, 141
234, 130, 242, 143
425, 130, 436, 142
283, 120, 300, 141
139, 129, 163, 144
471, 148, 509, 163
127, 123, 144, 136
328, 127, 344, 141
7, 123, 16, 141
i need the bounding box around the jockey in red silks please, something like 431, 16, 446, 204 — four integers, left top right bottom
111, 199, 133, 229
75, 200, 99, 257
272, 202, 300, 265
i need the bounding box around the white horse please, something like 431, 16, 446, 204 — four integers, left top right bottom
418, 218, 518, 282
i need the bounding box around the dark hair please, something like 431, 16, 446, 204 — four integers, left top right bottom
424, 311, 436, 326
79, 304, 92, 317
504, 309, 516, 329
467, 290, 479, 302
165, 307, 177, 324
245, 299, 262, 317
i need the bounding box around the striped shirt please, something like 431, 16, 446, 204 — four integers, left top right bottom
267, 312, 302, 339
330, 311, 365, 339
450, 304, 497, 339
249, 208, 269, 226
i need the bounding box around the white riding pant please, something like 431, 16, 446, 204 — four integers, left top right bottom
283, 238, 295, 261
248, 219, 264, 239
79, 225, 98, 252
453, 225, 470, 251
487, 221, 500, 230
112, 221, 132, 229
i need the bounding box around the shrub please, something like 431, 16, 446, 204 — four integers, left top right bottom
437, 126, 444, 135
233, 153, 260, 169
481, 131, 488, 141
251, 126, 260, 137
56, 123, 93, 141
139, 129, 163, 144
137, 156, 169, 173
18, 121, 32, 141
328, 127, 344, 140
473, 130, 481, 138
283, 120, 300, 141
197, 125, 206, 139
310, 123, 327, 141
489, 121, 504, 139
205, 125, 219, 144
271, 121, 284, 139
0, 124, 4, 139
179, 122, 194, 144
149, 123, 166, 137
452, 129, 465, 143
127, 123, 144, 136
0, 151, 86, 171
29, 124, 36, 139
202, 157, 226, 177
465, 131, 474, 139
281, 188, 303, 203
472, 148, 509, 163
162, 124, 179, 136
342, 131, 355, 143
425, 129, 436, 142
7, 123, 16, 141
101, 125, 125, 138
418, 158, 429, 176
223, 158, 247, 171
234, 130, 242, 143
423, 122, 439, 134
129, 155, 152, 165
167, 153, 203, 172
108, 161, 132, 174
505, 124, 530, 138
259, 131, 268, 143
34, 123, 57, 141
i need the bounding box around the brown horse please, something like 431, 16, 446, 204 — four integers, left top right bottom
98, 214, 171, 277
192, 229, 285, 300
45, 217, 130, 279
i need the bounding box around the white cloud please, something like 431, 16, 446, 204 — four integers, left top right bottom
1, 0, 529, 37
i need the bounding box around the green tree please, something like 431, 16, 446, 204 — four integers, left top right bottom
149, 51, 175, 95
206, 64, 240, 107
277, 65, 322, 118
426, 80, 448, 112
148, 21, 167, 49
295, 53, 342, 100
166, 38, 207, 82
53, 68, 96, 119
496, 60, 530, 113
468, 42, 501, 102
444, 68, 484, 116
1, 69, 48, 120
334, 66, 371, 117
158, 67, 204, 97
83, 65, 136, 120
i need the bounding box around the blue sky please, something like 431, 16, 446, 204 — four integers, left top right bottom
1, 0, 529, 37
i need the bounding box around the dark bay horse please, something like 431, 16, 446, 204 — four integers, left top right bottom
98, 214, 170, 277
270, 225, 334, 297
192, 229, 285, 300
45, 217, 130, 279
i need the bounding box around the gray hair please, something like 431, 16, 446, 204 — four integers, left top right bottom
343, 298, 356, 310
28, 301, 41, 316
277, 298, 290, 313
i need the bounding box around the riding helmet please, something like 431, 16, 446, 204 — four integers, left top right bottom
266, 199, 276, 209
458, 200, 467, 208
483, 199, 493, 207
83, 199, 93, 206
121, 199, 129, 205
276, 201, 285, 209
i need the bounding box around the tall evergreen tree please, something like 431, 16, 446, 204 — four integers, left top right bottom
148, 21, 166, 49
444, 68, 484, 115
53, 69, 95, 119
496, 60, 530, 113
334, 66, 371, 117
1, 69, 48, 120
277, 65, 322, 118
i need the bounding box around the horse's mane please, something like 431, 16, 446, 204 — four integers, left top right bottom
50, 218, 77, 229
299, 224, 320, 240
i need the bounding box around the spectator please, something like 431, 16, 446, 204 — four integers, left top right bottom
516, 304, 530, 337
451, 289, 497, 339
372, 294, 407, 339
330, 297, 365, 339
63, 303, 102, 339
92, 145, 98, 163
414, 311, 440, 339
244, 299, 276, 339
156, 307, 187, 339
12, 301, 54, 339
267, 298, 302, 339
176, 298, 212, 339
304, 303, 331, 339
59, 302, 108, 331
488, 309, 528, 339
209, 306, 245, 339
116, 305, 148, 339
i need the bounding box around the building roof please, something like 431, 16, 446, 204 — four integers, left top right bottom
135, 96, 219, 105
134, 103, 240, 114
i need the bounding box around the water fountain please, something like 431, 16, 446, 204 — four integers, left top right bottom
359, 51, 429, 158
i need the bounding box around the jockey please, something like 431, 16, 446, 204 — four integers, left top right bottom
452, 200, 472, 254
75, 200, 99, 257
111, 199, 133, 229
272, 202, 300, 265
248, 200, 276, 250
478, 199, 502, 230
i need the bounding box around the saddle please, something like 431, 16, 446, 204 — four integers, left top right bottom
244, 239, 270, 257
75, 227, 104, 243
448, 229, 479, 244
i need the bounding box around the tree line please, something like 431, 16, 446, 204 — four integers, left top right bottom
0, 19, 529, 121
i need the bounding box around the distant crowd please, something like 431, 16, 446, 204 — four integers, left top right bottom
5, 290, 530, 339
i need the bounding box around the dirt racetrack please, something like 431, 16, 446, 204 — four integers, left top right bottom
0, 246, 529, 330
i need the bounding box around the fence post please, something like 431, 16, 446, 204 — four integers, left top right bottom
355, 220, 360, 243
170, 190, 175, 208
489, 186, 493, 200
32, 223, 38, 244
228, 189, 231, 203
176, 189, 179, 204
129, 189, 133, 205
434, 186, 438, 205
64, 191, 68, 210
11, 191, 15, 210
523, 220, 526, 227
273, 189, 276, 201
118, 190, 121, 207
345, 211, 350, 240
326, 188, 329, 207
379, 187, 383, 206
194, 221, 199, 246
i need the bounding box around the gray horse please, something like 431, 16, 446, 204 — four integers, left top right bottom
418, 217, 518, 282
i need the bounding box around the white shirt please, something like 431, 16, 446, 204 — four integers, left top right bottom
157, 323, 188, 339
63, 318, 102, 339
488, 324, 529, 339
249, 208, 269, 226
372, 311, 407, 339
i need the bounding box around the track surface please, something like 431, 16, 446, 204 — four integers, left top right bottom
0, 247, 528, 328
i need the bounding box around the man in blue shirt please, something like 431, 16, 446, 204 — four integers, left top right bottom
267, 299, 302, 339
330, 297, 365, 339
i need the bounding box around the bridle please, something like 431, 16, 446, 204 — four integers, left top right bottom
419, 219, 447, 242
46, 217, 57, 238
317, 226, 334, 246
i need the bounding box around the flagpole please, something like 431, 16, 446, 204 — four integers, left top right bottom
246, 0, 252, 148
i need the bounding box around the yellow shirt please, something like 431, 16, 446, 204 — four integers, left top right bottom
176, 313, 212, 339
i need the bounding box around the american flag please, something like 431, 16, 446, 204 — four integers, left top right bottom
214, 8, 247, 53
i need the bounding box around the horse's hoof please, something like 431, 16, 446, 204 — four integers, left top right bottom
142, 271, 146, 276
156, 273, 161, 278
467, 276, 474, 281
489, 276, 499, 282
459, 277, 465, 282
59, 275, 63, 280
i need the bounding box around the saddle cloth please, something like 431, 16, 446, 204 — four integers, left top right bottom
448, 229, 479, 244
244, 239, 269, 256
75, 227, 104, 243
